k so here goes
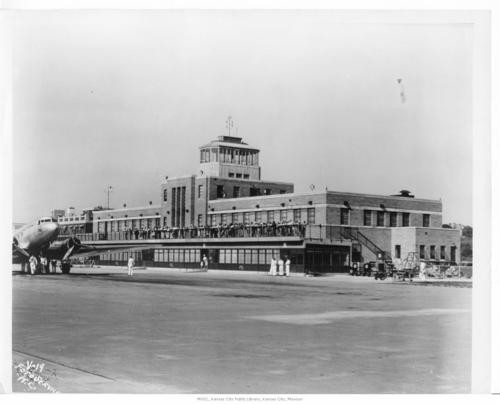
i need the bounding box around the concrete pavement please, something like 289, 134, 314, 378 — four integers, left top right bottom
12, 267, 471, 393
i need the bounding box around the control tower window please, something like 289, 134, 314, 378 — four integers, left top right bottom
211, 148, 218, 162
200, 149, 210, 163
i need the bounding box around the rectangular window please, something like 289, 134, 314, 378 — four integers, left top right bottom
251, 249, 258, 264
208, 215, 214, 226
233, 186, 240, 198
243, 174, 249, 179
198, 185, 203, 198
267, 210, 274, 223
340, 208, 349, 225
280, 190, 286, 194
236, 173, 242, 178
440, 246, 446, 260
217, 185, 225, 199
197, 214, 203, 227
419, 245, 426, 259
221, 214, 227, 225
228, 172, 235, 178
238, 249, 244, 264
402, 212, 410, 227
232, 213, 238, 224
423, 214, 430, 227
250, 187, 261, 196
243, 212, 250, 224
255, 211, 262, 223
377, 211, 385, 227
363, 210, 372, 226
395, 245, 401, 259
293, 209, 301, 222
280, 210, 287, 222
450, 246, 457, 262
265, 188, 271, 195
430, 245, 436, 259
163, 189, 168, 202
307, 208, 316, 224
220, 249, 226, 264
389, 212, 398, 227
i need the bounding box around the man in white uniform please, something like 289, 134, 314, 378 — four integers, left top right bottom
269, 256, 277, 276
29, 255, 38, 275
127, 255, 135, 276
285, 257, 291, 276
278, 257, 284, 276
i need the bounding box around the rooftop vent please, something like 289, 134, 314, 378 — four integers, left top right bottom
392, 190, 415, 198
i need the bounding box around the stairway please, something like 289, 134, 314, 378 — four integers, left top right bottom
341, 227, 392, 261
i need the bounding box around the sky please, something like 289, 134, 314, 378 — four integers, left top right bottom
10, 10, 473, 225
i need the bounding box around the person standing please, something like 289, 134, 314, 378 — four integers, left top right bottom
285, 257, 291, 276
28, 255, 38, 275
202, 255, 208, 271
40, 256, 48, 274
269, 256, 277, 276
127, 255, 135, 276
278, 257, 284, 276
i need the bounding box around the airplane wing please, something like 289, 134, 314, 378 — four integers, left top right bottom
69, 244, 156, 260
45, 237, 165, 261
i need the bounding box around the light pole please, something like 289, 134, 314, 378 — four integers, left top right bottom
107, 186, 113, 209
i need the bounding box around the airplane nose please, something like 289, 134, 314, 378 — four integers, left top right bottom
49, 222, 60, 237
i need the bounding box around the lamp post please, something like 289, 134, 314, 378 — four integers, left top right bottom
107, 186, 113, 209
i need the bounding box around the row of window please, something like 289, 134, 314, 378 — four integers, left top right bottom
97, 218, 161, 232
98, 251, 143, 261
153, 248, 301, 265
228, 172, 250, 179
215, 185, 286, 199
155, 249, 201, 263
393, 244, 457, 261
203, 208, 315, 226
200, 147, 259, 166
340, 208, 431, 228
166, 184, 287, 202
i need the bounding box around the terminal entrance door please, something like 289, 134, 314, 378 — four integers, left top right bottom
305, 246, 350, 273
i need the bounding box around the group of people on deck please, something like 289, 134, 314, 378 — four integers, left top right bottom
269, 256, 291, 277
108, 220, 307, 241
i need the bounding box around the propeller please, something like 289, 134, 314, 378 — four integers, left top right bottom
62, 237, 81, 261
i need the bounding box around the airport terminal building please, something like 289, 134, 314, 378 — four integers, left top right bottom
57, 135, 461, 273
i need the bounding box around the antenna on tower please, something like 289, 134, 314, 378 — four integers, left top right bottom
225, 116, 234, 137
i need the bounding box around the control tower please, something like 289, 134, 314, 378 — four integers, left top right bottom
198, 135, 261, 180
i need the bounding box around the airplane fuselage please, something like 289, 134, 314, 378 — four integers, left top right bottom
14, 218, 60, 257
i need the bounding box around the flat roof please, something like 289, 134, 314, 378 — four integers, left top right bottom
209, 189, 441, 204
199, 141, 259, 151
326, 190, 441, 204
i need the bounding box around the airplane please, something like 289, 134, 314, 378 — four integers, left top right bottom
13, 216, 157, 275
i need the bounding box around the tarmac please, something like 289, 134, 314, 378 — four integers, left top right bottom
12, 266, 471, 394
